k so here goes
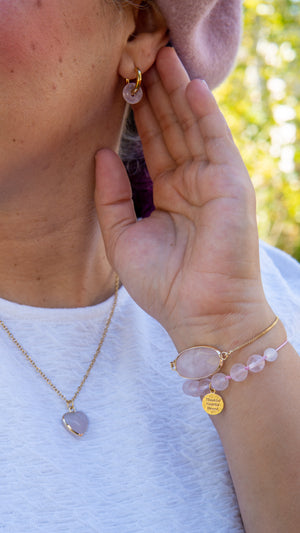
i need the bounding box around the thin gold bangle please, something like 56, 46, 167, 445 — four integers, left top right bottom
224, 315, 279, 357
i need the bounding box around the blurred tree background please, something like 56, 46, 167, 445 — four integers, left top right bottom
215, 0, 300, 261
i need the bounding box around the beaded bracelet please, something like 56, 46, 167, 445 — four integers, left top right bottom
183, 339, 288, 415
171, 316, 279, 380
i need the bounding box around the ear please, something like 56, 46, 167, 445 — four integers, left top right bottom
118, 2, 169, 80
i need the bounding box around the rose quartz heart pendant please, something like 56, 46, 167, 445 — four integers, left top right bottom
62, 411, 88, 437
170, 346, 223, 379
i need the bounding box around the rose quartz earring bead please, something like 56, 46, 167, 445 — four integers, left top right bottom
123, 83, 143, 104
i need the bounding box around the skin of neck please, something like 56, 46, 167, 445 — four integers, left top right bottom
0, 101, 125, 308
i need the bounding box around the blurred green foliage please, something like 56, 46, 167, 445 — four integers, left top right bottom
215, 0, 300, 261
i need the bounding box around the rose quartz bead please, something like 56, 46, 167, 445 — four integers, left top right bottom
264, 347, 278, 362
122, 83, 143, 104
182, 379, 210, 398
211, 372, 229, 391
230, 363, 248, 382
247, 354, 265, 373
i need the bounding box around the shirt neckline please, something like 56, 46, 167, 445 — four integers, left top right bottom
0, 285, 127, 322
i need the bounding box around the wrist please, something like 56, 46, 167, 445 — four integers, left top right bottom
220, 317, 287, 375
175, 313, 287, 416
168, 302, 277, 354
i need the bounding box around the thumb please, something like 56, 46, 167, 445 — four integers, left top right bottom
95, 148, 136, 269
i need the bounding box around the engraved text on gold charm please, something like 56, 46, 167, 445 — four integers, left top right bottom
202, 392, 224, 415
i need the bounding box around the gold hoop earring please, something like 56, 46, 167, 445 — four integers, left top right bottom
123, 67, 143, 104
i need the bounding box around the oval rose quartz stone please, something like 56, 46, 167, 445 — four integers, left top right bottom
175, 346, 221, 379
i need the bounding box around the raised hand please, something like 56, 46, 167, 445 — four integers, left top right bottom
95, 47, 272, 351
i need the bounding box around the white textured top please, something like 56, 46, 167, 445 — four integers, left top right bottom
0, 241, 299, 533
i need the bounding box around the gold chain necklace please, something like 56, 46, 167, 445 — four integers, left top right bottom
0, 274, 119, 437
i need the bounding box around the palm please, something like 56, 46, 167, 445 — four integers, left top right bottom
96, 48, 263, 345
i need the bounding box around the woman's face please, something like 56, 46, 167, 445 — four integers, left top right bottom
0, 0, 131, 180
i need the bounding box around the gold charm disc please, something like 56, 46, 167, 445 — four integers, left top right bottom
202, 392, 224, 415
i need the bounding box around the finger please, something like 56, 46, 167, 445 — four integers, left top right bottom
142, 65, 192, 165
133, 88, 175, 179
154, 47, 206, 160
186, 80, 236, 164
95, 148, 136, 269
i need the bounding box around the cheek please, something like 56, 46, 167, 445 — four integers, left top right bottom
0, 1, 125, 165
0, 0, 121, 87
0, 1, 124, 124
0, 1, 73, 72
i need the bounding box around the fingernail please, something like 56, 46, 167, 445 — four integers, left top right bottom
200, 79, 209, 89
